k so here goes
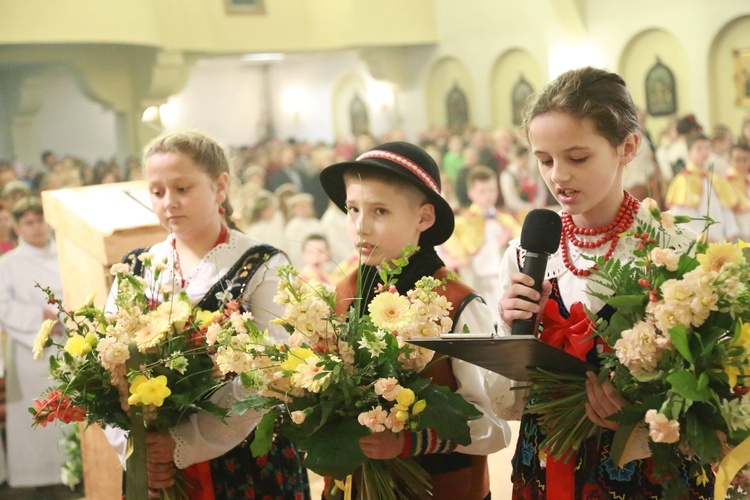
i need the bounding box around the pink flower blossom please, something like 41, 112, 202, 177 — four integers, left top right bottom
644, 409, 680, 443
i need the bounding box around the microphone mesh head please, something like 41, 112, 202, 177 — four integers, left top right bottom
520, 209, 562, 254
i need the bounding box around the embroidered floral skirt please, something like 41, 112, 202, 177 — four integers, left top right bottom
510, 412, 714, 500
209, 431, 310, 500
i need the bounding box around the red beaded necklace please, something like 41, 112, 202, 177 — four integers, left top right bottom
560, 191, 639, 277
172, 225, 229, 287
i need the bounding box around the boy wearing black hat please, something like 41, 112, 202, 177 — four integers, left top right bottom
320, 142, 510, 499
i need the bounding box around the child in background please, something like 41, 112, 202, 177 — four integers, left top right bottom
726, 143, 750, 241
320, 141, 510, 499
443, 165, 520, 326
284, 192, 324, 267
494, 66, 712, 498
298, 233, 341, 286
665, 132, 739, 241
500, 144, 548, 217
243, 190, 288, 252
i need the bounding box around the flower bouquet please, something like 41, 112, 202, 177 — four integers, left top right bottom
31, 252, 243, 499
525, 199, 750, 498
214, 249, 482, 499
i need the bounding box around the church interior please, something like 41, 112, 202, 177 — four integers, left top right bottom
0, 1, 749, 498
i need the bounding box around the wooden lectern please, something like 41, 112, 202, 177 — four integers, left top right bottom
42, 181, 167, 500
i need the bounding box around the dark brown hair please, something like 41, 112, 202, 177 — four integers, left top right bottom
522, 66, 639, 147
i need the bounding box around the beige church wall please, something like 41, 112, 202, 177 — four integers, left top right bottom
0, 0, 438, 54
425, 57, 475, 130
490, 49, 546, 130
34, 71, 118, 164
428, 0, 553, 129
162, 58, 267, 147
586, 0, 750, 134
709, 15, 750, 134
618, 29, 690, 142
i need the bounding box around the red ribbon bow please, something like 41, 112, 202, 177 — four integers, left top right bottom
539, 300, 594, 362
539, 300, 595, 499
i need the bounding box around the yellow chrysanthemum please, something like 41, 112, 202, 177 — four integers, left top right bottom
368, 292, 416, 332
64, 334, 93, 357
697, 242, 744, 272
281, 347, 316, 371
133, 317, 170, 351
127, 374, 171, 407
33, 319, 57, 360
156, 300, 192, 330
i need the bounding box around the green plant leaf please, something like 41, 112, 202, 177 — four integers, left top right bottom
416, 385, 481, 445
685, 411, 721, 464
297, 417, 369, 478
250, 408, 282, 457
668, 325, 693, 364
665, 371, 710, 402
230, 394, 280, 415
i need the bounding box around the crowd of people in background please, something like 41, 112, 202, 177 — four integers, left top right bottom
0, 111, 749, 490
0, 114, 749, 294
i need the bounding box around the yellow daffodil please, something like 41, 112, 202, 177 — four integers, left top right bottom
128, 375, 171, 407
695, 467, 709, 487
737, 322, 750, 352
411, 399, 427, 416
281, 347, 315, 371
64, 334, 94, 357
395, 410, 409, 422
33, 319, 57, 360
724, 363, 750, 389
195, 310, 219, 327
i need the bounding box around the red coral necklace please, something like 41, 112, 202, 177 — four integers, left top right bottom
560, 191, 639, 277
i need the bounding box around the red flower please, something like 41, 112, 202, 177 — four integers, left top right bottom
32, 390, 85, 427
276, 472, 283, 485
244, 487, 255, 499
255, 455, 268, 468
284, 447, 296, 459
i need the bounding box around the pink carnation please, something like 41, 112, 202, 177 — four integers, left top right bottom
644, 409, 680, 443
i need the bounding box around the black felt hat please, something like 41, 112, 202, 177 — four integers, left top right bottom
320, 141, 454, 245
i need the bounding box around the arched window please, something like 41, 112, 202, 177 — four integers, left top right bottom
511, 75, 534, 126
349, 94, 370, 136
446, 82, 469, 133
645, 58, 677, 116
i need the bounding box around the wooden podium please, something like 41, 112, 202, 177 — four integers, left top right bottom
42, 181, 167, 500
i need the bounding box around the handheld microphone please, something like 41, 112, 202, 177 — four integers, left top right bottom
511, 209, 562, 336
